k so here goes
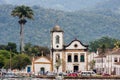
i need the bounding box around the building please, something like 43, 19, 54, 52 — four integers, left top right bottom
95, 48, 120, 75
87, 52, 97, 70
31, 25, 120, 75
32, 56, 52, 75
51, 25, 88, 73
32, 25, 89, 74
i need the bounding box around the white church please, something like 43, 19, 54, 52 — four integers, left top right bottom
32, 25, 89, 74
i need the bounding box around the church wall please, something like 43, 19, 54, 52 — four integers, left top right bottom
65, 52, 87, 72
66, 41, 86, 49
34, 64, 51, 75
53, 51, 63, 73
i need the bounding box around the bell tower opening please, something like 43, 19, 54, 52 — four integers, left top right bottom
56, 35, 60, 44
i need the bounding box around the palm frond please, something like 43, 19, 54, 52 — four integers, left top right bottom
11, 5, 34, 20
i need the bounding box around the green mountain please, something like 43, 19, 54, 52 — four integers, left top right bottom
0, 5, 120, 48
3, 0, 106, 11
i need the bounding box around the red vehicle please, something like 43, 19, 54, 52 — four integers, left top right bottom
67, 72, 78, 77
102, 73, 110, 76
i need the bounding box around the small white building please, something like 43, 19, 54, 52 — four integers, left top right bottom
32, 56, 52, 75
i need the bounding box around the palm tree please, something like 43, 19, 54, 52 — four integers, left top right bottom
11, 5, 34, 53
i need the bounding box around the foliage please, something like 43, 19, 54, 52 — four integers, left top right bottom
11, 5, 34, 19
0, 42, 50, 69
0, 55, 4, 68
6, 42, 17, 53
54, 58, 62, 72
1, 5, 120, 47
0, 50, 11, 59
0, 42, 17, 53
24, 43, 50, 57
12, 54, 31, 70
0, 50, 11, 68
89, 36, 119, 52
89, 60, 95, 70
114, 41, 120, 49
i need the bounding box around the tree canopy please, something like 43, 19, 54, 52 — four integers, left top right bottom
11, 5, 34, 19
89, 36, 120, 52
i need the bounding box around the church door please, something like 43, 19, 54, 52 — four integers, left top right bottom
40, 67, 45, 75
74, 66, 79, 72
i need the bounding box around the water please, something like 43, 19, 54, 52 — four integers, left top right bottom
0, 78, 119, 80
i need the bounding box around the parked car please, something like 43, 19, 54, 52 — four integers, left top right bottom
46, 72, 56, 77
67, 72, 78, 77
80, 71, 96, 77
102, 73, 110, 76
59, 72, 67, 76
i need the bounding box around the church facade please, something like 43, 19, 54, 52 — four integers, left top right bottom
51, 25, 88, 73
32, 25, 89, 74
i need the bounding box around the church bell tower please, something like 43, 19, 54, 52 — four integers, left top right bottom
50, 25, 64, 72
51, 25, 64, 50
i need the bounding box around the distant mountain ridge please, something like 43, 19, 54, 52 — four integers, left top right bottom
0, 0, 6, 4
1, 3, 120, 48
1, 0, 107, 11
95, 0, 120, 10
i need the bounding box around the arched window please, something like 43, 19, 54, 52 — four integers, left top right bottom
68, 55, 72, 62
114, 57, 117, 62
74, 55, 78, 62
56, 35, 60, 44
80, 55, 84, 62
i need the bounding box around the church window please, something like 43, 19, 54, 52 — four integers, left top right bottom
56, 45, 59, 48
80, 54, 84, 62
74, 44, 78, 48
56, 54, 60, 62
114, 57, 117, 62
68, 55, 72, 62
56, 35, 60, 44
74, 55, 78, 62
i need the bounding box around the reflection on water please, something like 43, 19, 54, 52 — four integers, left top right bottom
0, 78, 119, 80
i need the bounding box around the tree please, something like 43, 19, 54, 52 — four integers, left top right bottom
0, 50, 14, 69
114, 41, 120, 49
12, 54, 31, 70
55, 58, 62, 73
0, 55, 4, 68
24, 43, 50, 57
89, 60, 95, 70
89, 36, 119, 52
11, 5, 34, 53
6, 42, 17, 53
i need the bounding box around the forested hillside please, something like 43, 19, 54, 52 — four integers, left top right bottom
0, 4, 120, 47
